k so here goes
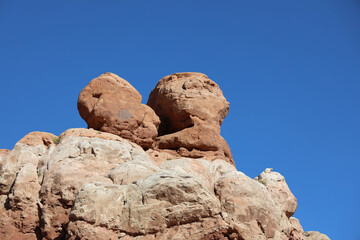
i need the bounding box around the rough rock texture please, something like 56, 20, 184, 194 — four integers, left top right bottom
1, 72, 330, 240
0, 132, 56, 240
78, 72, 160, 149
255, 168, 297, 218
147, 72, 233, 165
289, 217, 304, 240
0, 128, 330, 239
38, 129, 152, 239
303, 231, 331, 240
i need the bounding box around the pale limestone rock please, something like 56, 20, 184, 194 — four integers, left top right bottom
108, 159, 160, 185
68, 172, 221, 237
290, 217, 305, 240
38, 130, 152, 239
303, 231, 331, 240
204, 159, 237, 183
120, 217, 234, 240
159, 158, 236, 193
0, 128, 330, 240
0, 132, 56, 240
257, 169, 298, 218
215, 171, 292, 240
159, 158, 214, 192
0, 140, 52, 195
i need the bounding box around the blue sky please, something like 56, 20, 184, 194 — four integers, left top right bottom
1, 1, 359, 239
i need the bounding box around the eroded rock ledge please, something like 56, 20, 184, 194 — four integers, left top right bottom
0, 72, 330, 240
0, 129, 330, 240
78, 72, 233, 165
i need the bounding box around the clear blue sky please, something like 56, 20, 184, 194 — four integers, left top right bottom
1, 1, 359, 239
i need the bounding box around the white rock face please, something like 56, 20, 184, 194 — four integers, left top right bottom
68, 171, 221, 238
215, 171, 293, 240
109, 159, 160, 185
0, 128, 330, 240
38, 131, 152, 239
256, 168, 298, 217
303, 231, 331, 240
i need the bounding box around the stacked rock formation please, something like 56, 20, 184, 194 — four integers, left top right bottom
78, 72, 160, 149
78, 72, 233, 165
0, 72, 330, 240
147, 72, 233, 164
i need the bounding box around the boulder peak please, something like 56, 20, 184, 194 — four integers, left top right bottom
77, 73, 160, 149
147, 72, 233, 165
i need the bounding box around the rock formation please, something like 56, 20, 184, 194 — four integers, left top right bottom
303, 231, 331, 240
0, 72, 330, 239
255, 168, 297, 218
147, 72, 233, 164
78, 72, 160, 149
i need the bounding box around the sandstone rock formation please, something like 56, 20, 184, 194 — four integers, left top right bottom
78, 72, 160, 149
0, 132, 57, 240
0, 72, 330, 240
0, 128, 330, 240
255, 168, 297, 218
147, 72, 233, 164
303, 231, 331, 240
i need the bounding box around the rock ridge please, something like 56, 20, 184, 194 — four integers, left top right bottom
0, 72, 330, 240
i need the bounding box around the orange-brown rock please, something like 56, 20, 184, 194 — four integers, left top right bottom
303, 231, 331, 240
78, 72, 160, 149
0, 149, 10, 154
0, 132, 57, 240
17, 131, 57, 147
0, 71, 330, 240
147, 72, 233, 165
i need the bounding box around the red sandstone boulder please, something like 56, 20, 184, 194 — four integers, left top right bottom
147, 72, 233, 165
78, 73, 160, 149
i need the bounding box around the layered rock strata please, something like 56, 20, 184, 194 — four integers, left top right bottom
147, 72, 233, 164
0, 72, 330, 239
0, 128, 329, 240
78, 72, 233, 165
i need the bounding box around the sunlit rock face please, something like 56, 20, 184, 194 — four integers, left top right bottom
77, 72, 160, 149
0, 72, 330, 240
147, 72, 233, 165
0, 128, 328, 240
256, 168, 298, 218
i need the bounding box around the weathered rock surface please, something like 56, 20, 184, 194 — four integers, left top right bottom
38, 129, 152, 239
255, 168, 298, 218
147, 72, 233, 164
0, 128, 330, 239
0, 132, 56, 240
303, 231, 331, 240
78, 72, 160, 149
1, 72, 330, 240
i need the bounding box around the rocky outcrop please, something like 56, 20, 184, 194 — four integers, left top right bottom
0, 132, 56, 240
0, 72, 330, 239
0, 128, 330, 239
303, 231, 331, 240
78, 72, 233, 164
147, 72, 233, 164
77, 73, 160, 149
255, 168, 297, 218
